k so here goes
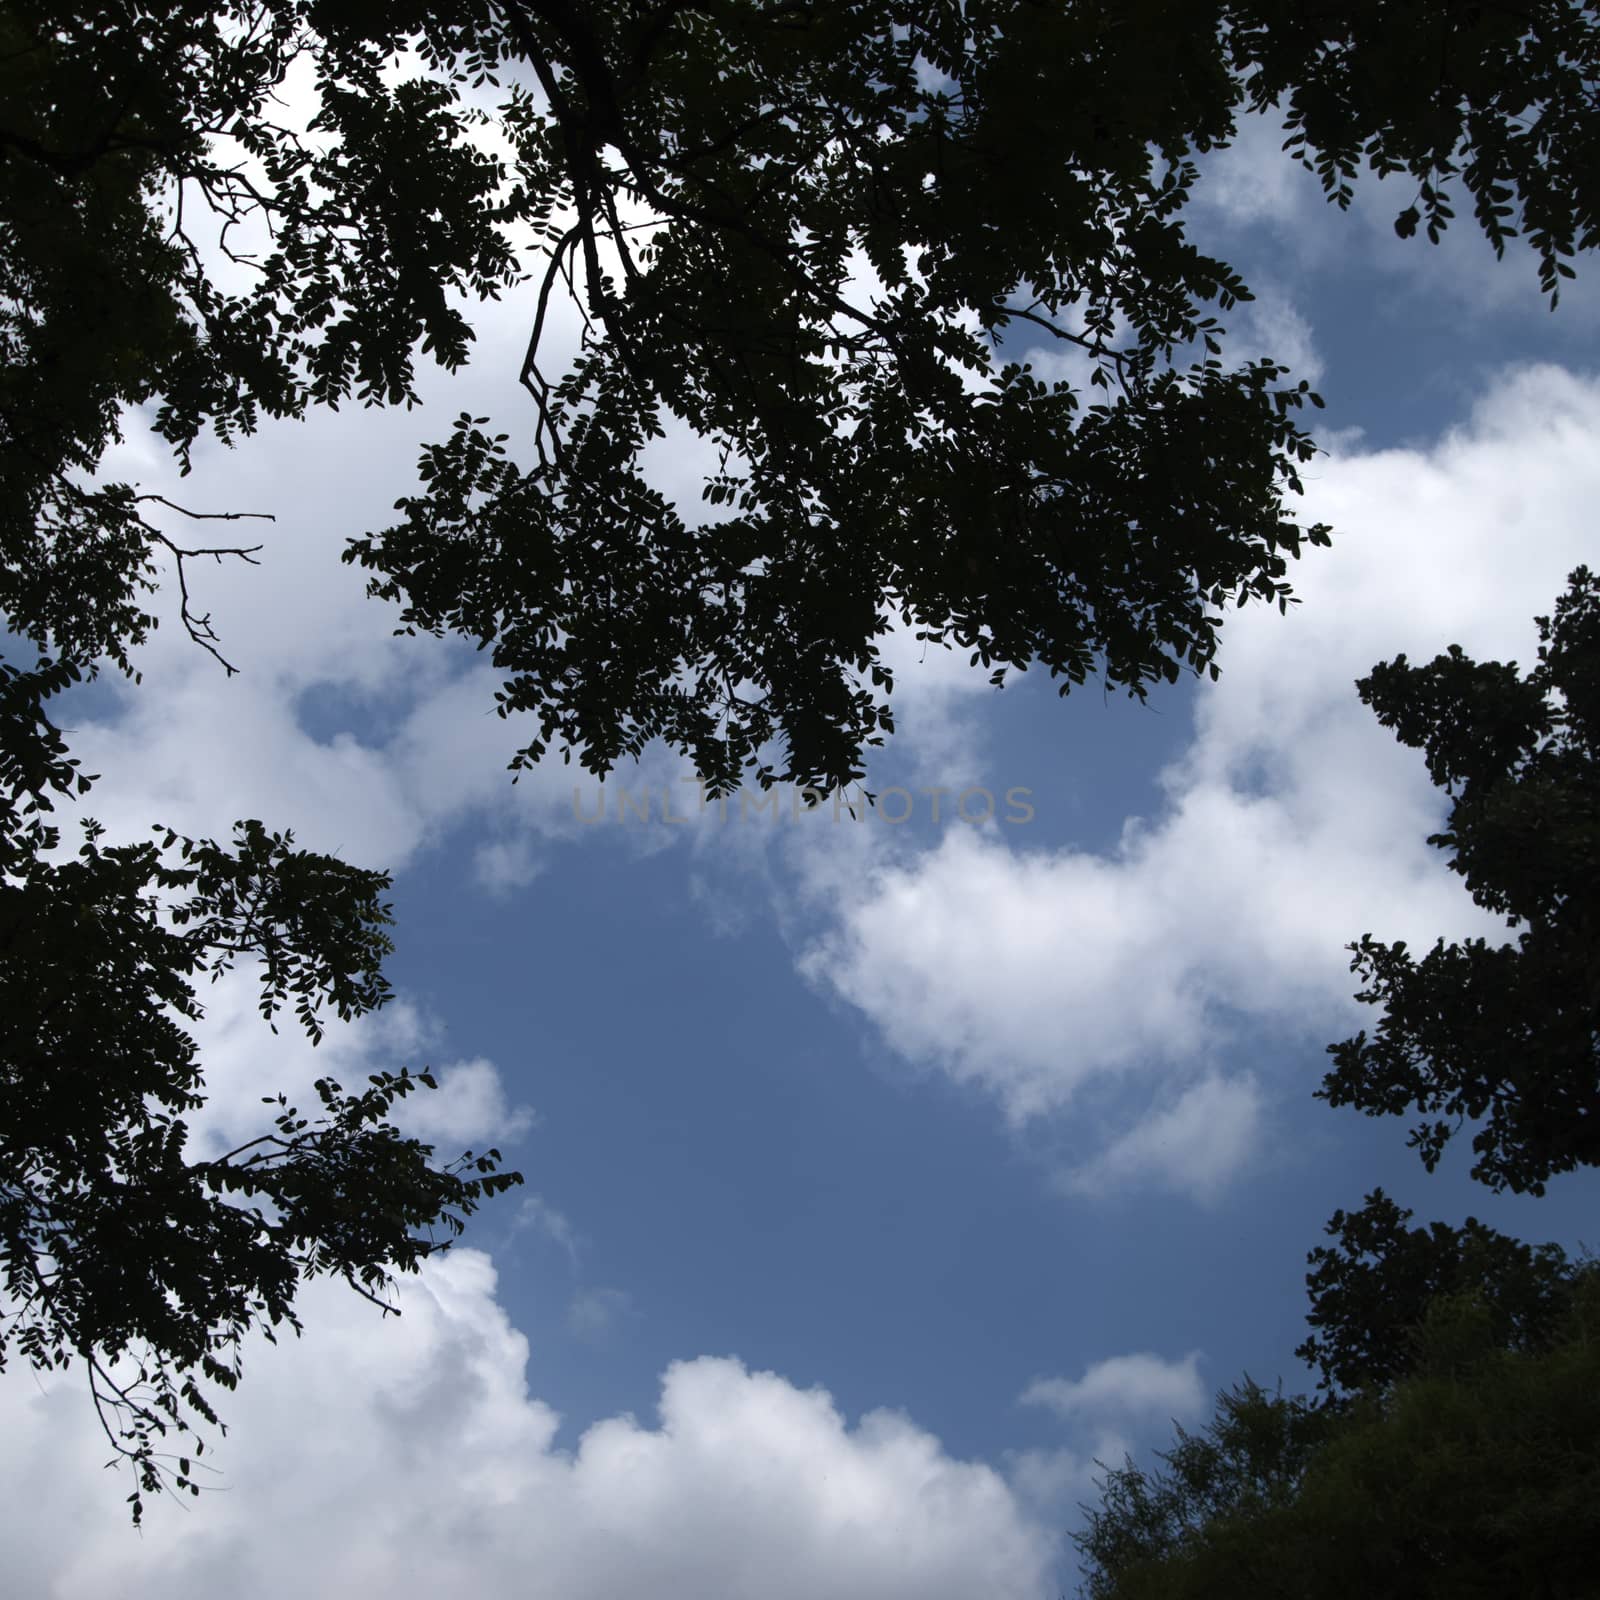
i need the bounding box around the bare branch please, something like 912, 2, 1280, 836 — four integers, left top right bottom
134, 497, 271, 676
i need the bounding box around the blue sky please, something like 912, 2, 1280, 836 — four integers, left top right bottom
6, 103, 1600, 1600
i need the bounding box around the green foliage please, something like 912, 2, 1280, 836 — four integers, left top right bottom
1077, 564, 1600, 1592
0, 658, 522, 1521
9, 1, 1600, 789
0, 0, 539, 1519
339, 0, 1600, 791
1321, 567, 1600, 1193
6, 0, 1600, 1526
1297, 1188, 1584, 1396
1073, 1379, 1334, 1599
1074, 1278, 1600, 1599
1, 0, 523, 674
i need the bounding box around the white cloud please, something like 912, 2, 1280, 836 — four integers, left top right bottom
798, 363, 1600, 1192
1005, 1444, 1114, 1516
1063, 1074, 1264, 1201
1193, 111, 1326, 236
1006, 1350, 1210, 1516
799, 825, 1213, 1124
1234, 282, 1324, 385
125, 965, 534, 1172
396, 1057, 538, 1150
873, 614, 1004, 790
1021, 1352, 1207, 1428
0, 1253, 1056, 1600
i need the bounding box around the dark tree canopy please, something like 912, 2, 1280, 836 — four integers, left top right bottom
5, 0, 1600, 1526
6, 1, 1600, 789
1296, 1188, 1585, 1397
1079, 566, 1600, 1594
1071, 1378, 1335, 1600
1321, 567, 1600, 1194
1074, 1276, 1600, 1600
0, 656, 520, 1520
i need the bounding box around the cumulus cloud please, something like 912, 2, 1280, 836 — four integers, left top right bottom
46, 254, 622, 901
0, 1254, 1056, 1600
1192, 111, 1326, 237
1021, 1352, 1207, 1428
799, 364, 1600, 1192
112, 959, 536, 1177
799, 824, 1213, 1123
396, 1057, 539, 1150
1005, 1444, 1110, 1517
1062, 1075, 1265, 1201
1233, 282, 1325, 385
1006, 1352, 1209, 1518
873, 614, 1005, 791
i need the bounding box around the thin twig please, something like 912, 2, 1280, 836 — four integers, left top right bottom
135, 496, 271, 676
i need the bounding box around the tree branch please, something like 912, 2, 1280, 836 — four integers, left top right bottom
135, 497, 271, 676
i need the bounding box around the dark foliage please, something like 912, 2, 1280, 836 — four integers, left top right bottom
0, 658, 521, 1521
7, 2, 1599, 792
7, 0, 1600, 1523
1075, 1278, 1600, 1599
1322, 568, 1600, 1193
1297, 1188, 1585, 1395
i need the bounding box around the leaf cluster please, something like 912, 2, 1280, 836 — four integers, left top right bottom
1296, 1188, 1586, 1396
1320, 566, 1600, 1193
1230, 0, 1600, 297
341, 0, 1600, 791
1, 0, 523, 676
1077, 440, 1600, 1598
0, 658, 521, 1521
13, 2, 1594, 790
7, 0, 1600, 1530
1074, 1276, 1600, 1599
